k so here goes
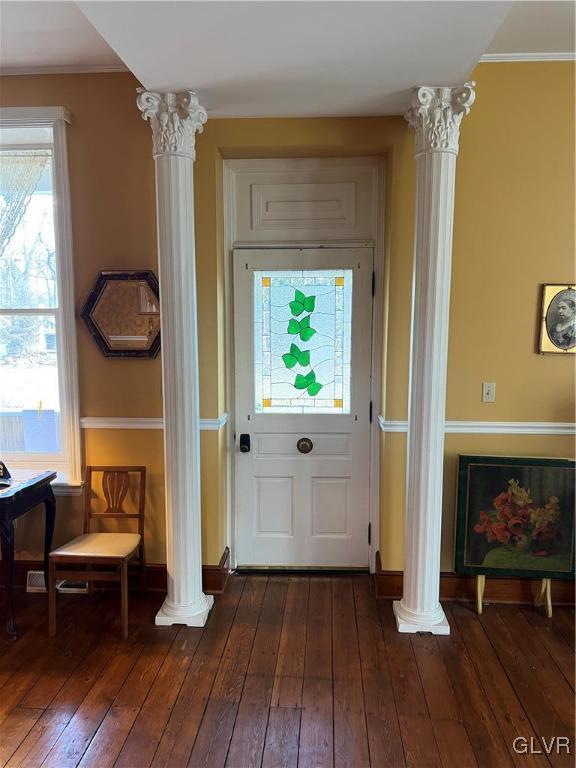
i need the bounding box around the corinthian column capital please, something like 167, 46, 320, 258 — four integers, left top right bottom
136, 89, 208, 159
405, 81, 476, 156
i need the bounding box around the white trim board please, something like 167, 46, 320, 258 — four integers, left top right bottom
378, 416, 576, 436
80, 414, 229, 431
0, 106, 71, 124
480, 52, 575, 62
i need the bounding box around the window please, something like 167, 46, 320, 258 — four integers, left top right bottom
253, 269, 353, 414
0, 108, 80, 484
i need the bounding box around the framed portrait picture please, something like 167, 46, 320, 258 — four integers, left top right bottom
539, 284, 576, 354
455, 455, 575, 580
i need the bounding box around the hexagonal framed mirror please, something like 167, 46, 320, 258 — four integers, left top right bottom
81, 271, 161, 358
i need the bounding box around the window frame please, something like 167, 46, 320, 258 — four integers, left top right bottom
0, 107, 81, 487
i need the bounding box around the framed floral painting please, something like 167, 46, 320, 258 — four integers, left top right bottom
455, 455, 575, 580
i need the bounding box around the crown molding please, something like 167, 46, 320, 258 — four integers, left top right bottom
378, 416, 576, 436
480, 52, 575, 62
0, 64, 129, 76
80, 414, 229, 431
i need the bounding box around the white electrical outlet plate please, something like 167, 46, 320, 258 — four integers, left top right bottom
482, 382, 496, 403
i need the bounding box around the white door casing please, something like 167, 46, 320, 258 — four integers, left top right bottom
234, 248, 373, 567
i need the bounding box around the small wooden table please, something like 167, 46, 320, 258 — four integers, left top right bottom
0, 470, 57, 637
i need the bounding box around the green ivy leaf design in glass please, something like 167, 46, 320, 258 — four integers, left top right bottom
293, 369, 322, 396
283, 285, 323, 399
289, 289, 316, 317
287, 314, 316, 341
307, 381, 323, 397
282, 343, 311, 370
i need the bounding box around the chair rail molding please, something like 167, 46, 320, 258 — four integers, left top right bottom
80, 414, 229, 431
394, 82, 476, 636
137, 89, 213, 628
377, 416, 576, 436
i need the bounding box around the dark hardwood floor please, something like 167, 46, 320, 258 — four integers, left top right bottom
0, 575, 573, 767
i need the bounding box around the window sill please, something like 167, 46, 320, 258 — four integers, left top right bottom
52, 481, 84, 497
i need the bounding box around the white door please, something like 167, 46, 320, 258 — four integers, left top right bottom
234, 248, 373, 567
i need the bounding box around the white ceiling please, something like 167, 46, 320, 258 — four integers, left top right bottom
0, 1, 125, 72
77, 0, 513, 116
487, 1, 575, 54
0, 1, 574, 117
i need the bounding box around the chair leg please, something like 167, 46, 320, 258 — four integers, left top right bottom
120, 560, 129, 640
87, 564, 94, 597
139, 545, 146, 593
48, 559, 56, 637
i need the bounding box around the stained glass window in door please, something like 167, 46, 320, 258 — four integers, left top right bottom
253, 270, 352, 414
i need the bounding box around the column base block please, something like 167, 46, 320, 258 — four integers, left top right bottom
155, 593, 214, 627
393, 600, 450, 635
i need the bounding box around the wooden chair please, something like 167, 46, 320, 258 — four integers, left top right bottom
49, 466, 146, 639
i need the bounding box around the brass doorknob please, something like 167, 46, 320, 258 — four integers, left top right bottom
297, 437, 313, 454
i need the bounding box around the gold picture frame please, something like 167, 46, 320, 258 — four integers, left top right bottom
538, 284, 576, 354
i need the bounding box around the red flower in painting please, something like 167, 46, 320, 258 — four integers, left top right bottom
507, 517, 525, 536
474, 511, 490, 534
493, 492, 511, 510
532, 523, 561, 553
491, 523, 511, 545
497, 504, 515, 522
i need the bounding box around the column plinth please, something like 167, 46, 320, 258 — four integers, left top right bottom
137, 89, 213, 627
394, 82, 475, 636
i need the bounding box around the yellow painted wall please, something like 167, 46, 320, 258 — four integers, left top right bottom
2, 61, 574, 570
381, 61, 576, 570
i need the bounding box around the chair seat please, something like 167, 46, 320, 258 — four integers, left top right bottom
50, 532, 141, 559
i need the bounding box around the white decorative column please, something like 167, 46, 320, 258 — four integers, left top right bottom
394, 82, 476, 635
137, 89, 213, 626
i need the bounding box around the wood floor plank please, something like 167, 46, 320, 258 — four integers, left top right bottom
352, 577, 405, 768
225, 675, 274, 768
332, 578, 369, 768
113, 625, 179, 708
299, 678, 332, 768
451, 602, 551, 768
113, 626, 205, 768
521, 607, 575, 689
552, 608, 575, 650
226, 578, 288, 768
262, 707, 300, 768
479, 605, 573, 768
245, 578, 289, 680
20, 616, 109, 710
271, 578, 309, 709
299, 578, 333, 768
40, 629, 148, 768
147, 577, 246, 768
76, 706, 139, 768
440, 605, 515, 768
5, 710, 72, 768
187, 577, 267, 768
0, 707, 43, 766
378, 601, 441, 768
187, 701, 239, 768
64, 624, 179, 768
411, 632, 478, 768
498, 605, 574, 732
0, 601, 83, 725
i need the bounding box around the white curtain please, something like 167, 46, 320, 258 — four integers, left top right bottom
0, 151, 50, 257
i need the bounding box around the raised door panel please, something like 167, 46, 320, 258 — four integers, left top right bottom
230, 158, 379, 244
